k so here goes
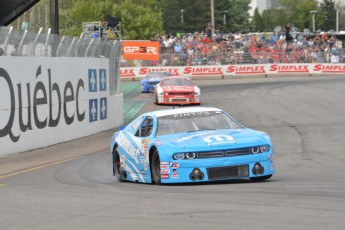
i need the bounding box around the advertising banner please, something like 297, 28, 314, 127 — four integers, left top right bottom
122, 41, 160, 61
120, 64, 345, 78
0, 57, 123, 156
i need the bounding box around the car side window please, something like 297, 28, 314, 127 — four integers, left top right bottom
131, 117, 144, 134
135, 117, 154, 137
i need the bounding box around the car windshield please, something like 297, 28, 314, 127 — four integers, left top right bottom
160, 78, 193, 86
156, 111, 243, 136
146, 72, 171, 79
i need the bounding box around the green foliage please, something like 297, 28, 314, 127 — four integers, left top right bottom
158, 0, 209, 34
250, 0, 338, 33
58, 0, 163, 39
261, 8, 289, 31
278, 0, 323, 31
33, 0, 344, 38
158, 0, 251, 34
214, 0, 231, 32
226, 0, 251, 32
321, 0, 336, 31
251, 8, 264, 31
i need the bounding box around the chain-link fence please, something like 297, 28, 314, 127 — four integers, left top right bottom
0, 26, 122, 95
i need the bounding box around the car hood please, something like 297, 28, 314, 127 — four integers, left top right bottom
161, 86, 195, 92
157, 129, 267, 149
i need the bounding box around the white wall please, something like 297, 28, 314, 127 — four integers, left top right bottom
0, 57, 123, 156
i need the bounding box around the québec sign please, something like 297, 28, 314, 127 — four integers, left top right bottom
0, 65, 108, 143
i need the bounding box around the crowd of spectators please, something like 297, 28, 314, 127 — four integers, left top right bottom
148, 28, 344, 66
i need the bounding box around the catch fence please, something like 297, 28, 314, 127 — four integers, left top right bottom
0, 26, 122, 95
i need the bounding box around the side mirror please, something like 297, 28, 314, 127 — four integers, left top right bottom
119, 125, 126, 130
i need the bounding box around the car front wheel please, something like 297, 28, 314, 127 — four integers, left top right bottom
113, 147, 125, 182
151, 150, 161, 184
154, 94, 158, 105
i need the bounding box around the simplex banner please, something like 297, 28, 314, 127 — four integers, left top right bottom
119, 63, 345, 78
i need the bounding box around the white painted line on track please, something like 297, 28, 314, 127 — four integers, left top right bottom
0, 156, 82, 180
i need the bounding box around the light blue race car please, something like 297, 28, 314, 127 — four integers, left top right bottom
140, 71, 172, 93
110, 107, 275, 184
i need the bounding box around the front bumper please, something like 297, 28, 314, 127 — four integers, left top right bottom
159, 153, 275, 183
141, 85, 155, 92
157, 95, 201, 105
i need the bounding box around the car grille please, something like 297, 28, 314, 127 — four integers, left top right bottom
171, 98, 187, 102
168, 92, 193, 95
207, 164, 249, 180
196, 147, 252, 159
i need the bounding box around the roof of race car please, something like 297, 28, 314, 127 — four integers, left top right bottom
147, 106, 222, 117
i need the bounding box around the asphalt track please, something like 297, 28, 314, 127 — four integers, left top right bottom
1, 76, 345, 230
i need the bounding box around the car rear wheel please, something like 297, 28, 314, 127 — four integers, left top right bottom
113, 147, 125, 182
250, 175, 272, 182
151, 150, 161, 184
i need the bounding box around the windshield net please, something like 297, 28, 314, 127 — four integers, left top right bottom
156, 111, 242, 136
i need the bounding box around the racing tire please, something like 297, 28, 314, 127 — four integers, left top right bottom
151, 149, 161, 185
249, 175, 272, 182
154, 94, 158, 105
113, 147, 125, 182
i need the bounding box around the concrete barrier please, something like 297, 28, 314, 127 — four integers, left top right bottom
0, 56, 123, 156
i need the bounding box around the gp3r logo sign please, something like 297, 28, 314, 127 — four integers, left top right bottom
122, 41, 160, 61
123, 46, 158, 55
88, 69, 107, 122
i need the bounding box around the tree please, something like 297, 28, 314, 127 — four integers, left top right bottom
321, 0, 336, 31
335, 1, 345, 31
278, 0, 323, 31
214, 0, 231, 32
158, 0, 209, 35
111, 0, 164, 39
251, 7, 264, 31
226, 0, 251, 32
262, 8, 289, 32
36, 0, 164, 39
158, 0, 251, 35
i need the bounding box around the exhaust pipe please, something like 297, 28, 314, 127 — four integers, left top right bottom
189, 168, 204, 181
252, 163, 264, 175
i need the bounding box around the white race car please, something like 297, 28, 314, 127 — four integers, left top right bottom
153, 76, 201, 105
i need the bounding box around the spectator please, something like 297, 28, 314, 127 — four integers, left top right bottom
162, 36, 171, 48
168, 34, 176, 44
234, 33, 242, 48
291, 24, 298, 39
285, 23, 292, 43
154, 28, 344, 66
206, 22, 213, 38
308, 38, 314, 46
331, 52, 339, 63
321, 32, 328, 41
174, 43, 182, 54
